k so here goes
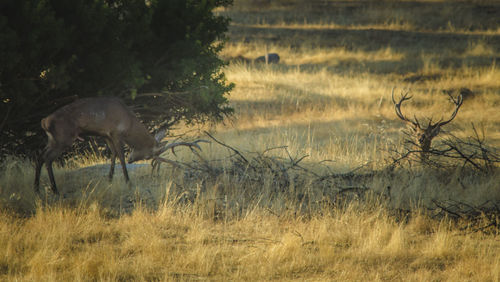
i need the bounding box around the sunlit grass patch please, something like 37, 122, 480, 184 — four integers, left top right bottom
3, 197, 500, 280
222, 43, 405, 66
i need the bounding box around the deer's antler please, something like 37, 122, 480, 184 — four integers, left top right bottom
151, 139, 210, 172
435, 92, 463, 127
151, 156, 181, 174
392, 87, 419, 128
161, 139, 210, 156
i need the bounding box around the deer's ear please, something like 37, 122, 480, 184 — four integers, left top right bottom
154, 129, 166, 143
430, 125, 441, 137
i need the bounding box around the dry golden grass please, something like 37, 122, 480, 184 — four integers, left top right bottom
1, 0, 500, 280
2, 197, 500, 281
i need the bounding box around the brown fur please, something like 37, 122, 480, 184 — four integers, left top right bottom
34, 97, 160, 194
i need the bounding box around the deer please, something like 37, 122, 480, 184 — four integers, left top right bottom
34, 97, 207, 195
391, 88, 463, 161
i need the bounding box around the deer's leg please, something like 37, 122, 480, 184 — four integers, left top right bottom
45, 160, 58, 195
42, 146, 65, 195
34, 154, 44, 193
34, 145, 63, 195
117, 144, 130, 182
105, 138, 117, 180
110, 137, 129, 182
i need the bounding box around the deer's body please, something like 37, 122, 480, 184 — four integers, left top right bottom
42, 97, 154, 148
34, 97, 205, 195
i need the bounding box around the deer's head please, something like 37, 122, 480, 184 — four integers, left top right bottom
127, 130, 167, 163
127, 129, 208, 166
392, 88, 463, 158
409, 121, 443, 152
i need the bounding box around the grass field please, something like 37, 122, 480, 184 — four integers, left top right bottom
1, 0, 500, 280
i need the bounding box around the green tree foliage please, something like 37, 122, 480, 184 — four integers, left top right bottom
0, 0, 234, 158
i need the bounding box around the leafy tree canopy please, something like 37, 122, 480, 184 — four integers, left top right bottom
0, 0, 234, 158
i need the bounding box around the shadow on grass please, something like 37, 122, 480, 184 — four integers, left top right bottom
227, 21, 500, 75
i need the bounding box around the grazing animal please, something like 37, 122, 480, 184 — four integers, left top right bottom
254, 53, 280, 64
34, 97, 205, 194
